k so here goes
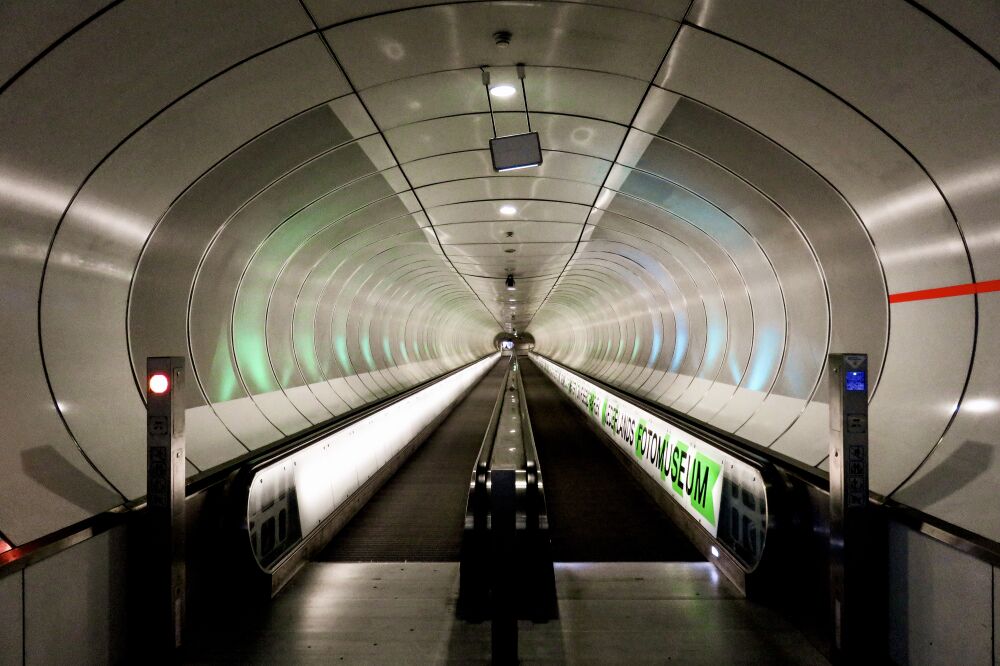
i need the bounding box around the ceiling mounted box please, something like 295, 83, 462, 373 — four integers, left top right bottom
490, 132, 542, 172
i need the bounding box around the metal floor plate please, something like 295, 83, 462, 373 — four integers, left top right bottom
185, 561, 828, 664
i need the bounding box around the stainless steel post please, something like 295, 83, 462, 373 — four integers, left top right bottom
828, 353, 869, 661
146, 356, 186, 651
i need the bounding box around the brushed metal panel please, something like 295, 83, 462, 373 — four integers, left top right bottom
0, 0, 111, 86
43, 37, 347, 498
771, 399, 831, 467
867, 297, 973, 494
0, 0, 309, 543
362, 66, 643, 130
891, 296, 1000, 540
435, 219, 582, 244
416, 176, 599, 209
914, 0, 1000, 62
660, 28, 970, 294
887, 521, 992, 665
706, 387, 766, 433
385, 113, 625, 163
0, 572, 22, 666
612, 167, 785, 421
242, 174, 406, 419
404, 150, 610, 191
131, 104, 356, 451
648, 94, 890, 463
326, 3, 677, 88
595, 203, 751, 402
634, 135, 827, 404
690, 0, 1000, 279
272, 201, 413, 388
296, 222, 424, 399
427, 200, 591, 226
735, 393, 807, 445
184, 405, 245, 471
24, 527, 128, 665
306, 0, 690, 26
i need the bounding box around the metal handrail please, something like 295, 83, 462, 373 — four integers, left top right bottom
0, 353, 498, 578
468, 357, 514, 528
459, 352, 557, 646
530, 353, 786, 478
530, 352, 1000, 568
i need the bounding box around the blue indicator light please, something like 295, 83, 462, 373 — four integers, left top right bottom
845, 370, 866, 392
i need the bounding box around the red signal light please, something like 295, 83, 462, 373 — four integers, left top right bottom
148, 372, 170, 395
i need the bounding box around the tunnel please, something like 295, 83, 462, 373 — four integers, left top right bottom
0, 1, 998, 664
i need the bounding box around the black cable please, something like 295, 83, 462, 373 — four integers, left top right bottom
481, 67, 497, 138
517, 63, 532, 133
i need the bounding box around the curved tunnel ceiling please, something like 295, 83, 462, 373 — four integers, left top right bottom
0, 1, 997, 545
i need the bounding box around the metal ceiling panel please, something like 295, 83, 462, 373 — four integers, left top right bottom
325, 2, 678, 88
416, 176, 599, 208
402, 150, 610, 189
426, 199, 591, 226
385, 112, 625, 163
362, 66, 644, 130
434, 219, 582, 244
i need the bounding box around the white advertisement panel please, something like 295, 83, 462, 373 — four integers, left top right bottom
247, 354, 499, 568
533, 354, 727, 538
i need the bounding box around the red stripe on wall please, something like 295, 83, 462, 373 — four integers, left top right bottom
889, 279, 1000, 304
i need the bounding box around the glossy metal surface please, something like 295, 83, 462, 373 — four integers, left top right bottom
184, 561, 826, 664
0, 1, 997, 555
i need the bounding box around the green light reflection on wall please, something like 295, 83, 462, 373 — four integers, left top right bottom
335, 336, 352, 374
361, 334, 376, 371
208, 327, 239, 402
294, 324, 321, 382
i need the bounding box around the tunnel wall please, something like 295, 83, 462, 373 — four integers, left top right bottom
0, 0, 996, 554
0, 2, 496, 544
528, 0, 1000, 544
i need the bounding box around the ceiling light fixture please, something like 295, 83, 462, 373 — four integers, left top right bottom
482, 62, 542, 172
500, 205, 516, 215
490, 84, 516, 98
505, 274, 516, 291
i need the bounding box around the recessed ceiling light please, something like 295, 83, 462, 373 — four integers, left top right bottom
499, 205, 516, 215
490, 84, 516, 98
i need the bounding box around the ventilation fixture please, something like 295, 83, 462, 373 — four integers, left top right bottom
482, 63, 542, 172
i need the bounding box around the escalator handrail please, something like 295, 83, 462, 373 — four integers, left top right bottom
0, 353, 499, 577
530, 352, 800, 485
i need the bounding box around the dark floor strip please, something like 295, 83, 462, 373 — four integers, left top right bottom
316, 360, 508, 562
520, 356, 703, 562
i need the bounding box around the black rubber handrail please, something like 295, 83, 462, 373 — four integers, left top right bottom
531, 352, 815, 486
0, 353, 497, 578
470, 356, 515, 497
531, 352, 1000, 568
